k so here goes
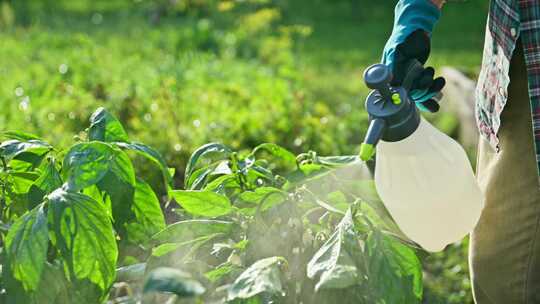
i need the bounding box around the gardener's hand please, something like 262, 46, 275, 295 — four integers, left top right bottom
382, 0, 445, 112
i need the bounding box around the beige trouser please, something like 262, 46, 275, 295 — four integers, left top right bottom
470, 42, 540, 303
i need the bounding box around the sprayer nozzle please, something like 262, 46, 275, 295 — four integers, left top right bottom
359, 143, 375, 161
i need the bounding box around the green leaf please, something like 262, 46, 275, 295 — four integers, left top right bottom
0, 139, 51, 163
35, 261, 71, 304
151, 219, 234, 244
88, 107, 129, 142
307, 209, 362, 291
366, 231, 423, 304
170, 190, 232, 217
97, 147, 137, 235
203, 175, 241, 193
5, 204, 49, 291
47, 189, 118, 301
186, 165, 217, 190
124, 178, 166, 244
251, 143, 296, 168
8, 172, 38, 194
236, 187, 286, 214
315, 155, 359, 168
228, 256, 286, 301
237, 187, 285, 204
205, 262, 242, 283
27, 158, 63, 209
65, 143, 137, 236
62, 142, 114, 191
313, 191, 349, 215
185, 143, 232, 187
2, 130, 41, 141
358, 202, 407, 243
151, 234, 221, 257
116, 263, 146, 283
315, 199, 346, 215
114, 141, 172, 186
143, 267, 205, 297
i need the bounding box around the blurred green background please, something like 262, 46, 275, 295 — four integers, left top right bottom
0, 0, 488, 303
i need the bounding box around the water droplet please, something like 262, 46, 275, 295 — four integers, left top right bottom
19, 96, 30, 111
144, 113, 152, 122
59, 63, 68, 74
174, 144, 182, 151
193, 119, 201, 128
150, 103, 159, 112
294, 137, 303, 146
47, 113, 56, 121
14, 86, 24, 97
320, 116, 328, 124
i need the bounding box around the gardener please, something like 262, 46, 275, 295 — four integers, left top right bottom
382, 0, 540, 303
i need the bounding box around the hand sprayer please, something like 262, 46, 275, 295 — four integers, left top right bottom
359, 63, 484, 252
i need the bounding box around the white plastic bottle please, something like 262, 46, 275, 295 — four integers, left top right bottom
360, 63, 484, 252
375, 118, 484, 252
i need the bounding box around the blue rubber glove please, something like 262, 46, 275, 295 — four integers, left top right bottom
382, 0, 445, 112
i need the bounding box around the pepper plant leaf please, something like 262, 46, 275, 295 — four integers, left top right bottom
143, 267, 205, 297
315, 155, 359, 168
88, 107, 129, 143
307, 209, 363, 291
47, 189, 118, 302
227, 256, 286, 301
1, 130, 42, 141
250, 143, 296, 168
0, 139, 51, 163
5, 203, 49, 291
62, 142, 114, 191
27, 158, 63, 209
124, 178, 166, 244
151, 219, 234, 244
114, 141, 173, 186
184, 143, 232, 187
170, 190, 232, 217
237, 187, 285, 205
365, 230, 423, 304
96, 147, 136, 235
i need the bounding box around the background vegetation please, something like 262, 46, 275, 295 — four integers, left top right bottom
0, 0, 489, 303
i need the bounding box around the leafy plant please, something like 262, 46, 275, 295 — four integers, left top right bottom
1, 107, 170, 303
1, 108, 424, 303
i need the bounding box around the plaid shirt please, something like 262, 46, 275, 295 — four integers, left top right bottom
476, 0, 540, 175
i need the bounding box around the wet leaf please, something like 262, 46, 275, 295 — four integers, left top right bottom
143, 267, 205, 297
228, 256, 286, 300
307, 209, 362, 291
